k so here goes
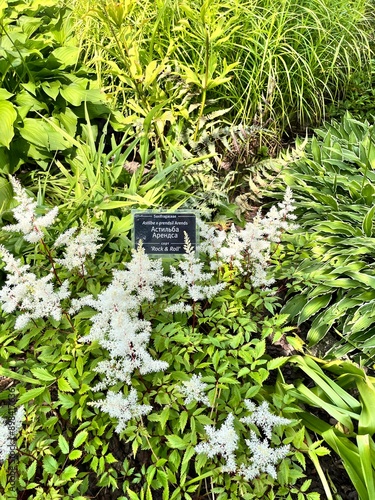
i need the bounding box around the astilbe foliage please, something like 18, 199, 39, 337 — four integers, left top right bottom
0, 177, 298, 487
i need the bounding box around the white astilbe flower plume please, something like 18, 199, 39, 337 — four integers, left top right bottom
239, 431, 290, 480
72, 244, 168, 390
89, 389, 152, 434
241, 400, 291, 439
179, 374, 211, 406
198, 188, 297, 287
167, 233, 226, 305
3, 177, 58, 243
195, 413, 239, 472
0, 406, 25, 462
54, 226, 102, 274
0, 245, 70, 329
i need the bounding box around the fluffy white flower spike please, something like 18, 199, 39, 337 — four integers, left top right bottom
89, 389, 152, 434
3, 177, 58, 243
54, 227, 102, 274
0, 245, 70, 329
195, 413, 239, 473
240, 400, 291, 439
179, 374, 211, 406
73, 243, 168, 390
239, 431, 290, 480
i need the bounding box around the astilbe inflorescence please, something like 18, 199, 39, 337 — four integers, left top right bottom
0, 245, 70, 330
3, 177, 58, 243
198, 187, 297, 287
195, 401, 291, 480
88, 389, 152, 434
71, 243, 168, 417
165, 233, 226, 312
179, 374, 211, 407
53, 226, 102, 275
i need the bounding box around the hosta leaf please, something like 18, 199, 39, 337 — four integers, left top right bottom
281, 295, 307, 320
362, 206, 375, 237
51, 46, 80, 67
0, 100, 17, 148
298, 294, 332, 325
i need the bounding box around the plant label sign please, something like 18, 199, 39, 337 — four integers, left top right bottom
133, 211, 197, 255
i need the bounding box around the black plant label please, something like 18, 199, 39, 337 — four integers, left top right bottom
133, 211, 197, 255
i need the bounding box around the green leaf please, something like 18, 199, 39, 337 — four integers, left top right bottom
27, 461, 37, 480
357, 434, 375, 494
166, 435, 188, 450
281, 295, 308, 320
43, 455, 59, 474
58, 435, 70, 454
357, 379, 375, 435
51, 46, 80, 67
73, 430, 88, 448
61, 465, 78, 481
58, 377, 74, 392
0, 100, 17, 148
267, 357, 288, 370
17, 386, 46, 405
298, 294, 332, 325
68, 449, 82, 460
0, 367, 40, 385
30, 367, 55, 383
362, 206, 375, 237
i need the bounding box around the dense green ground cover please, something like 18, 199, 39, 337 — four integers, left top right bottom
1, 0, 375, 498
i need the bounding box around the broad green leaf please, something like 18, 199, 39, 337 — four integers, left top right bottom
298, 294, 331, 325
346, 271, 375, 289
281, 295, 307, 320
0, 100, 17, 148
323, 430, 369, 500
51, 46, 80, 67
357, 379, 375, 435
357, 434, 375, 494
362, 206, 375, 237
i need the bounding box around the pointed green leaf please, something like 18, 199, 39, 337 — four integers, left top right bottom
298, 294, 331, 325
58, 435, 70, 454
0, 100, 17, 149
73, 430, 88, 448
17, 386, 46, 405
43, 455, 59, 474
362, 206, 375, 237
